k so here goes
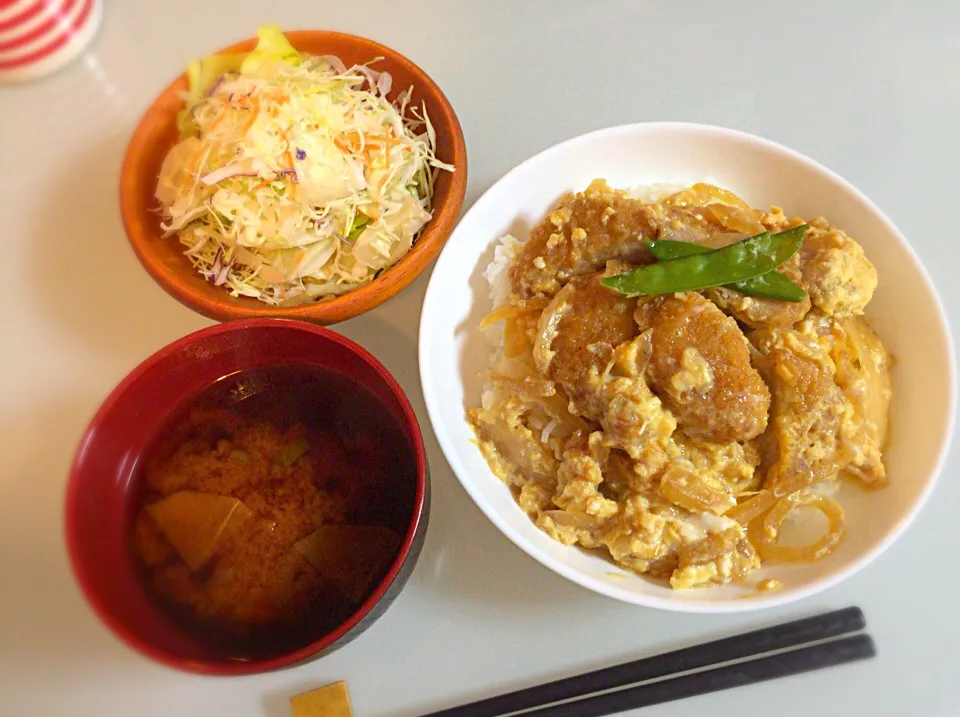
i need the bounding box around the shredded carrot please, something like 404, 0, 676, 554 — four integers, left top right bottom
334, 130, 396, 169
335, 131, 365, 154
179, 145, 209, 190
207, 104, 227, 131
335, 130, 392, 160
189, 144, 207, 170
285, 150, 299, 200
240, 96, 261, 134
382, 136, 391, 170
364, 131, 394, 168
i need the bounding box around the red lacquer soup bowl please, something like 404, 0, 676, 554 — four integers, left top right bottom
65, 319, 429, 675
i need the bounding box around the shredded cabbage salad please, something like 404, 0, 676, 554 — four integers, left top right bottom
155, 25, 454, 305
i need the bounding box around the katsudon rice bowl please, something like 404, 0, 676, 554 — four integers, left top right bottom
419, 123, 955, 611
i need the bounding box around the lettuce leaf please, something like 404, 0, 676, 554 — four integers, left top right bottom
186, 53, 245, 96
240, 24, 301, 74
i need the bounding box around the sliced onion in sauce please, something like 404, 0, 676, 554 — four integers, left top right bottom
749, 490, 845, 563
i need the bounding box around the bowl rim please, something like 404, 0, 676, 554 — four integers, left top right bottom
65, 318, 429, 674
119, 29, 468, 326
418, 120, 958, 613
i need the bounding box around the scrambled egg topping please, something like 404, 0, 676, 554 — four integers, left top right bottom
670, 347, 715, 394
470, 181, 892, 590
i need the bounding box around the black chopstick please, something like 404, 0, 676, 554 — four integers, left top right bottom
422, 607, 866, 717
513, 634, 875, 717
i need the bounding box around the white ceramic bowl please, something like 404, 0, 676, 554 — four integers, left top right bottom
419, 122, 956, 612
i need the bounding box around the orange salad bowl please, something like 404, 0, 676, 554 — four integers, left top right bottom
120, 30, 467, 325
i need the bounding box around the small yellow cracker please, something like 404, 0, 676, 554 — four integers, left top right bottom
290, 681, 353, 717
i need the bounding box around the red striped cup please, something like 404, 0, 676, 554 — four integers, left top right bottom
0, 0, 102, 83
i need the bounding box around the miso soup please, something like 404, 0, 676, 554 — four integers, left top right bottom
131, 363, 416, 659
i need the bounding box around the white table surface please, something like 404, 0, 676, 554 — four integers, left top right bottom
2, 2, 958, 715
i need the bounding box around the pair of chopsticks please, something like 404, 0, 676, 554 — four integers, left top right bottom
421, 606, 873, 717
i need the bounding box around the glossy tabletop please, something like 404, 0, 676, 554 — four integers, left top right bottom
1, 2, 957, 715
